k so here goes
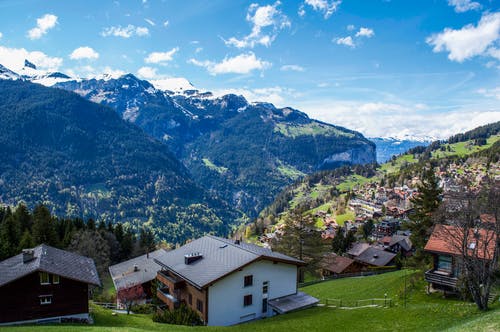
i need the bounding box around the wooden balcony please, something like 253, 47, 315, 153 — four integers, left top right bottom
425, 269, 458, 289
157, 271, 185, 290
157, 287, 180, 309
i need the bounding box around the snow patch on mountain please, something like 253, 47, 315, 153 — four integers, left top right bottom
151, 77, 196, 94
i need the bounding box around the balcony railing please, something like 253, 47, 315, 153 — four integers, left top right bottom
424, 269, 458, 289
157, 287, 179, 308
157, 271, 185, 290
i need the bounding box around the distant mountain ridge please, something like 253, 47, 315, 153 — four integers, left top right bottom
370, 137, 430, 163
1, 61, 376, 217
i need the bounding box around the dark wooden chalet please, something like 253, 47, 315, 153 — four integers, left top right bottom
424, 224, 496, 293
320, 254, 366, 278
0, 244, 101, 325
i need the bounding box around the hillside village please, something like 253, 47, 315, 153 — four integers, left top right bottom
0, 125, 498, 330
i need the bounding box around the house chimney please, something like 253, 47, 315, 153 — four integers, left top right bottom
133, 264, 139, 272
184, 252, 203, 265
22, 249, 35, 263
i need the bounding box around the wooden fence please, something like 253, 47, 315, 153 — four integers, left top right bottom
92, 301, 117, 310
324, 298, 393, 308
299, 268, 398, 288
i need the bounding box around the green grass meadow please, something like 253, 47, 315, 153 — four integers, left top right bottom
2, 270, 498, 332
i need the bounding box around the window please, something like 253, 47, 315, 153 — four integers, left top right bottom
244, 275, 253, 287
262, 298, 268, 313
438, 255, 452, 272
196, 299, 203, 312
243, 294, 253, 307
262, 281, 268, 294
53, 274, 60, 284
40, 272, 50, 285
40, 295, 52, 305
188, 293, 192, 305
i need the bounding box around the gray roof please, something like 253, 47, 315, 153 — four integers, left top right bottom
0, 244, 101, 287
154, 235, 303, 289
347, 242, 370, 257
109, 249, 166, 291
390, 235, 412, 252
268, 291, 319, 314
355, 247, 396, 267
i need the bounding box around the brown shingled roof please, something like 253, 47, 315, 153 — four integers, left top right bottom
321, 255, 356, 274
424, 224, 496, 260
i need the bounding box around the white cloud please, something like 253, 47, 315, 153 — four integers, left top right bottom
355, 27, 374, 38
334, 27, 374, 48
0, 32, 3, 39
163, 20, 169, 27
426, 12, 500, 63
224, 1, 290, 48
27, 14, 58, 40
298, 5, 306, 17
145, 18, 156, 26
137, 66, 157, 79
145, 47, 179, 64
188, 52, 271, 75
477, 87, 500, 100
0, 46, 62, 71
335, 36, 355, 48
65, 65, 125, 79
346, 24, 355, 31
297, 99, 500, 139
213, 86, 299, 107
304, 0, 341, 19
280, 64, 305, 72
448, 0, 482, 13
101, 24, 149, 38
69, 46, 99, 60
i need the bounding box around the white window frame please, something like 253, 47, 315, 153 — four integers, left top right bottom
53, 274, 60, 284
40, 272, 50, 285
39, 295, 52, 305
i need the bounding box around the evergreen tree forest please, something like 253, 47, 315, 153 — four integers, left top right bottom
0, 203, 157, 278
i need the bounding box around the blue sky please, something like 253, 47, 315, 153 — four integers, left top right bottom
0, 0, 499, 139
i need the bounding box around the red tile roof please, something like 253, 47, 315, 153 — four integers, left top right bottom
424, 224, 496, 260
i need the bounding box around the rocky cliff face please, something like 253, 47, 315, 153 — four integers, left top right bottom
320, 145, 376, 169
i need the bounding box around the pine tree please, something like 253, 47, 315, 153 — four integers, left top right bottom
139, 227, 156, 254
18, 229, 34, 251
0, 215, 21, 259
32, 204, 59, 246
409, 168, 442, 259
14, 203, 32, 232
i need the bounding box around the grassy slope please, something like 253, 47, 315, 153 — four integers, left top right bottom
2, 271, 498, 332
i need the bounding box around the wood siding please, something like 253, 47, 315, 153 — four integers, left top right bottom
156, 270, 208, 323
0, 272, 89, 324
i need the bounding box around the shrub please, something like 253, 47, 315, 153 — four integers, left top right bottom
131, 303, 155, 314
152, 304, 204, 326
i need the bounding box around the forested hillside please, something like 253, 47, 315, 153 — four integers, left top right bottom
0, 80, 243, 244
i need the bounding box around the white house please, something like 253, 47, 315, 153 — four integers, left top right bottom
154, 235, 318, 326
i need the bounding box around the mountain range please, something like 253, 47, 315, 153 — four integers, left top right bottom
0, 60, 377, 241
0, 60, 375, 217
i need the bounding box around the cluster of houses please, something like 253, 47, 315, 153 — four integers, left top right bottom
0, 215, 496, 327
320, 232, 413, 278
0, 236, 318, 326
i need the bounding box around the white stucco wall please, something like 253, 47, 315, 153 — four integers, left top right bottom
207, 259, 297, 326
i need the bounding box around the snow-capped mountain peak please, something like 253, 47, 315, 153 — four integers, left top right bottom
0, 64, 20, 80
150, 77, 196, 94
